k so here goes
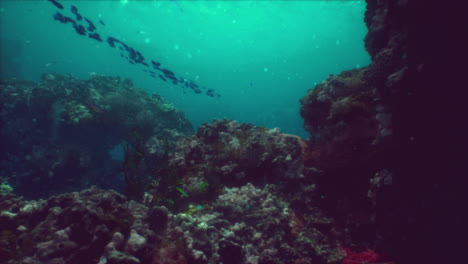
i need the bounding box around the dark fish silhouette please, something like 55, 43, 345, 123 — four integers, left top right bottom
53, 12, 74, 24
48, 0, 63, 10
48, 1, 220, 97
107, 39, 147, 67
52, 12, 86, 35
73, 24, 86, 35
151, 60, 161, 69
88, 32, 102, 42
161, 68, 175, 76
107, 36, 123, 48
188, 80, 198, 88
165, 74, 176, 80
84, 18, 96, 32
70, 5, 82, 21
206, 89, 220, 98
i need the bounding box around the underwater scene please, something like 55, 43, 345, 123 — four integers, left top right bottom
1, 0, 460, 263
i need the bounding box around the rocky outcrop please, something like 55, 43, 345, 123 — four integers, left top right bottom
0, 187, 158, 263
300, 0, 467, 263
146, 119, 308, 210
0, 74, 193, 199
0, 185, 346, 264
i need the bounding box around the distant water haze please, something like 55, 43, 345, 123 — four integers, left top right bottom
0, 0, 370, 138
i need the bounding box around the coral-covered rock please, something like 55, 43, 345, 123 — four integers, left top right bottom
170, 183, 345, 264
0, 74, 194, 199
298, 3, 412, 250
300, 68, 389, 178
0, 187, 160, 264
1, 183, 349, 264
300, 0, 467, 263
149, 119, 310, 210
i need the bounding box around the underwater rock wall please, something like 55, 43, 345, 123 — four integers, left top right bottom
0, 115, 349, 263
144, 119, 308, 213
0, 74, 193, 199
166, 120, 304, 186
300, 0, 466, 263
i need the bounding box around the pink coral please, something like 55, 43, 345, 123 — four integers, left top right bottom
343, 248, 379, 264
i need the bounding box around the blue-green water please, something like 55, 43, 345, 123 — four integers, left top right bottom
0, 0, 370, 138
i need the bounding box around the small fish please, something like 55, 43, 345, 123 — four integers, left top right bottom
158, 75, 167, 82
151, 60, 161, 69
88, 32, 102, 42
206, 89, 220, 98
107, 36, 119, 47
53, 12, 75, 25
73, 24, 86, 35
48, 0, 64, 10
99, 19, 105, 26
70, 5, 82, 21
161, 68, 175, 76
84, 18, 96, 32
175, 187, 189, 197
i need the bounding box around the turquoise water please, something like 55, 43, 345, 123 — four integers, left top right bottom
0, 0, 370, 138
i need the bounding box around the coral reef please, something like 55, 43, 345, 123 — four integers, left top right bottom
300, 68, 384, 171
0, 187, 159, 263
170, 183, 344, 264
0, 185, 344, 264
1, 0, 465, 263
0, 74, 193, 199
147, 119, 312, 210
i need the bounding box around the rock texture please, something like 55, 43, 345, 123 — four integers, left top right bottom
0, 185, 345, 264
145, 119, 320, 214
1, 1, 465, 263
300, 0, 467, 263
0, 74, 193, 199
